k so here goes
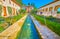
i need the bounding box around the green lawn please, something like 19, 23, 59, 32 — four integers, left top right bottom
32, 14, 60, 36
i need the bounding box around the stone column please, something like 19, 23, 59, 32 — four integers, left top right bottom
44, 8, 46, 16
12, 8, 13, 16
6, 7, 9, 17
52, 6, 55, 13
15, 9, 17, 15
45, 8, 48, 16
52, 6, 57, 17
12, 8, 15, 16
47, 8, 49, 16
49, 7, 53, 16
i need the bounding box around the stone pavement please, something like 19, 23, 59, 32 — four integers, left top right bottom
31, 15, 60, 39
0, 15, 27, 39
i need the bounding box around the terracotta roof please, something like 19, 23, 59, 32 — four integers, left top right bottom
39, 0, 60, 9
11, 0, 21, 7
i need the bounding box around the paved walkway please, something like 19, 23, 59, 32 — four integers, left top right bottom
31, 16, 60, 39
0, 15, 27, 39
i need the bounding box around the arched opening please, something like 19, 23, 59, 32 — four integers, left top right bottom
42, 9, 44, 12
49, 7, 53, 15
54, 5, 60, 14
45, 8, 48, 12
57, 8, 60, 14
7, 6, 12, 16
3, 6, 7, 16
49, 7, 53, 11
54, 5, 60, 17
46, 8, 48, 12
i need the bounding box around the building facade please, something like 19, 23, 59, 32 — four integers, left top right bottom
25, 6, 34, 13
37, 0, 60, 18
0, 0, 20, 17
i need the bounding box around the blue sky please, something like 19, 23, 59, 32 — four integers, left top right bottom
58, 8, 60, 11
22, 0, 54, 8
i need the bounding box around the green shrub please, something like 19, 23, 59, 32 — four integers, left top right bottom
33, 14, 60, 36
7, 6, 12, 15
0, 26, 5, 32
57, 11, 60, 14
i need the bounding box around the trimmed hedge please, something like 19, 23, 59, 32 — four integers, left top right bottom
33, 14, 60, 36
57, 10, 60, 14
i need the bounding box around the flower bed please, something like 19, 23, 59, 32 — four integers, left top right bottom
0, 14, 25, 32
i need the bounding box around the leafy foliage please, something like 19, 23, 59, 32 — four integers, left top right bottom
31, 8, 37, 14
20, 9, 26, 14
0, 14, 25, 32
16, 0, 24, 6
57, 11, 60, 14
0, 26, 5, 32
7, 6, 12, 15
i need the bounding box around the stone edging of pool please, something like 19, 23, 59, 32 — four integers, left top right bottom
30, 15, 42, 39
0, 15, 27, 39
30, 15, 60, 39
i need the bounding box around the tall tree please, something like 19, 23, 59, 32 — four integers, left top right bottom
31, 3, 37, 9
16, 0, 24, 6
28, 3, 31, 6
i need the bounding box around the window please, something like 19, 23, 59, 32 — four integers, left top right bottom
3, 0, 5, 1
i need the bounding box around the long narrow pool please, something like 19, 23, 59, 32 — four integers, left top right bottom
16, 15, 40, 39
